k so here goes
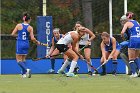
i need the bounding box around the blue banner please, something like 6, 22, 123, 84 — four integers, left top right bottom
37, 16, 53, 57
1, 59, 126, 74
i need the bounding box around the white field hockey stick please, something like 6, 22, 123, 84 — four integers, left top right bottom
79, 45, 87, 52
93, 59, 110, 74
79, 45, 98, 73
40, 42, 48, 47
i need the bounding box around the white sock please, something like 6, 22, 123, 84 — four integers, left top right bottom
69, 61, 77, 73
60, 59, 70, 71
87, 60, 92, 71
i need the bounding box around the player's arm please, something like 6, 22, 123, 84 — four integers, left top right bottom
108, 37, 116, 60
85, 28, 96, 41
101, 42, 107, 61
121, 22, 131, 37
11, 24, 19, 37
28, 26, 40, 45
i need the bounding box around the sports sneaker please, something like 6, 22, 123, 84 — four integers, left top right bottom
130, 73, 138, 78
66, 72, 75, 77
22, 74, 27, 78
100, 72, 106, 76
48, 69, 55, 74
73, 67, 80, 74
112, 71, 117, 76
88, 71, 92, 76
26, 69, 31, 78
57, 69, 65, 74
137, 69, 140, 77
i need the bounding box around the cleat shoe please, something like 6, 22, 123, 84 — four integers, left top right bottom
88, 71, 92, 76
130, 73, 138, 78
137, 70, 140, 77
57, 69, 65, 74
73, 67, 80, 74
66, 72, 75, 77
26, 69, 31, 78
112, 71, 117, 76
22, 74, 27, 78
100, 72, 106, 76
48, 69, 55, 74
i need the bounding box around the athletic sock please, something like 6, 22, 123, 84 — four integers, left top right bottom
135, 58, 140, 70
112, 60, 117, 74
66, 64, 70, 71
87, 60, 92, 72
60, 59, 71, 71
69, 61, 77, 73
102, 64, 106, 73
129, 60, 137, 74
50, 58, 55, 70
18, 62, 27, 74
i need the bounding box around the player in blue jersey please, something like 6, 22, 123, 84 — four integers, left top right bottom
46, 28, 70, 73
100, 32, 121, 76
11, 12, 40, 78
121, 12, 140, 77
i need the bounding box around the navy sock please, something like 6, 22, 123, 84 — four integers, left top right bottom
102, 64, 106, 73
112, 60, 117, 73
129, 60, 137, 74
18, 62, 27, 74
135, 58, 140, 70
50, 58, 55, 70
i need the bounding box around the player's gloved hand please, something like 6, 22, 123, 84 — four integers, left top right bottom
37, 41, 41, 45
45, 55, 50, 58
86, 40, 91, 46
108, 55, 112, 60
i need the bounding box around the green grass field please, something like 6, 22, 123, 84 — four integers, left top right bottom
0, 74, 140, 93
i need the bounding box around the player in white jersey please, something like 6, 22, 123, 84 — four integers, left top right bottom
49, 27, 86, 77
74, 21, 96, 75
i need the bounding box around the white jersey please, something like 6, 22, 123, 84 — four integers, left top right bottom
57, 31, 77, 45
79, 33, 91, 45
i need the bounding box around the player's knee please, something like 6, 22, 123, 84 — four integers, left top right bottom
73, 55, 79, 61
85, 56, 90, 61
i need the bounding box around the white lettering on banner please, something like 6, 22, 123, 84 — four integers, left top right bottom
46, 22, 51, 55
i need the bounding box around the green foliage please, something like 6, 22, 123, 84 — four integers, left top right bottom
47, 4, 73, 32
1, 0, 140, 58
1, 0, 41, 34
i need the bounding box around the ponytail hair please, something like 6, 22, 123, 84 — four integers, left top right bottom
23, 12, 31, 21
126, 12, 136, 20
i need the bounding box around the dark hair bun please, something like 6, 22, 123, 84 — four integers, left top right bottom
23, 12, 31, 21
126, 12, 135, 19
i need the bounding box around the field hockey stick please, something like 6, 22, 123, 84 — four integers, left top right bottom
79, 45, 98, 73
93, 59, 110, 74
32, 54, 61, 61
120, 53, 131, 74
82, 59, 98, 73
32, 57, 47, 61
40, 42, 48, 47
79, 45, 87, 52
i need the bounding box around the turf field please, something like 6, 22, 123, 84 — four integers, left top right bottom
0, 74, 140, 93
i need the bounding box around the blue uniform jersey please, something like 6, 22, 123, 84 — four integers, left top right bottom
129, 20, 140, 37
16, 23, 30, 55
128, 20, 140, 49
105, 37, 121, 52
54, 34, 63, 43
